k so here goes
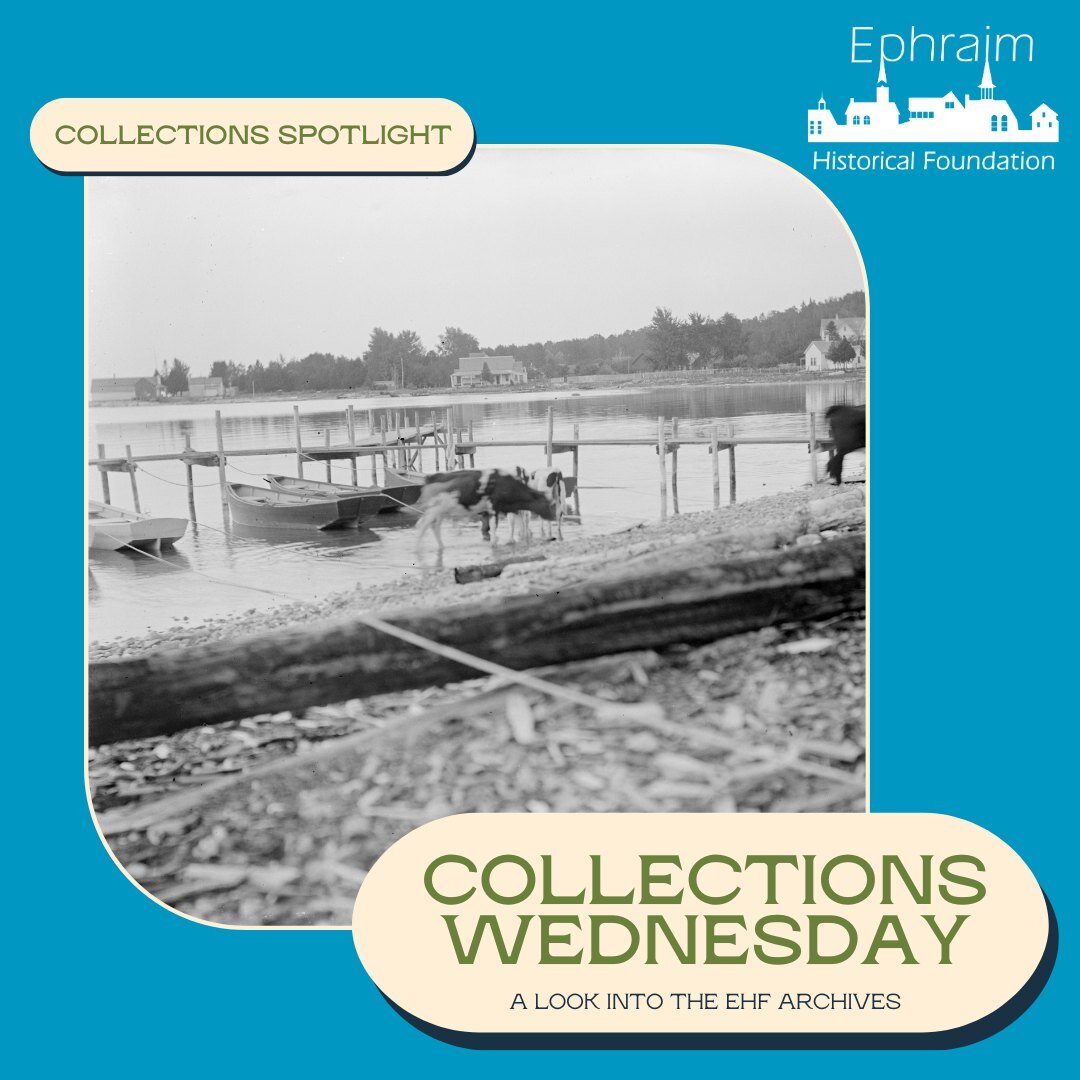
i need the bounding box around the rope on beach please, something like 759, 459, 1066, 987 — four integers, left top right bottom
93, 530, 304, 602
92, 530, 650, 721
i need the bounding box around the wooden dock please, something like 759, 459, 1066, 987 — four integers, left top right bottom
89, 404, 840, 523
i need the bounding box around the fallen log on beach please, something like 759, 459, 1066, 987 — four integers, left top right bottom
89, 534, 864, 747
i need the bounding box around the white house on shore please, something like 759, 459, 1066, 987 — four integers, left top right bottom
804, 315, 866, 371
809, 55, 1058, 143
450, 354, 528, 388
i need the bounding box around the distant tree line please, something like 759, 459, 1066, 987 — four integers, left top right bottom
174, 291, 864, 392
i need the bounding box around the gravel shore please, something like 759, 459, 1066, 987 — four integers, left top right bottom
90, 482, 866, 925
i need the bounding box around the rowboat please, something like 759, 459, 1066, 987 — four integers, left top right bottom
264, 475, 394, 521
380, 467, 426, 511
225, 483, 363, 530
89, 501, 188, 552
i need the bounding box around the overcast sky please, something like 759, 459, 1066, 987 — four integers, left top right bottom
88, 147, 864, 378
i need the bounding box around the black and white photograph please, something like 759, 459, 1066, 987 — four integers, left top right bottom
87, 146, 867, 926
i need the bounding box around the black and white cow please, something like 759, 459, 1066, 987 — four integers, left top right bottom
415, 469, 556, 559
824, 404, 866, 485
528, 468, 568, 541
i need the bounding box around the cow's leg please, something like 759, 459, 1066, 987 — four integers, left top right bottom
432, 516, 445, 570
827, 451, 845, 485
415, 512, 431, 556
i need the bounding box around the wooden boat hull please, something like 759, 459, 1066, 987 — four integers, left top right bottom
89, 501, 188, 552
226, 484, 361, 530
265, 475, 396, 519
380, 468, 425, 511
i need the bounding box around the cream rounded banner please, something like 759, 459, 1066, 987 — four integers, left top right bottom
352, 813, 1050, 1041
31, 98, 474, 173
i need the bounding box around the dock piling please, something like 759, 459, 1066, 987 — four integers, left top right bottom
325, 429, 333, 482
183, 434, 197, 523
346, 406, 359, 486
546, 407, 554, 467
809, 411, 819, 485
468, 420, 475, 468
671, 416, 680, 515
292, 405, 304, 478
727, 422, 737, 505
572, 423, 581, 517
711, 425, 720, 509
658, 416, 668, 519
215, 410, 230, 520
97, 443, 111, 505
124, 445, 140, 512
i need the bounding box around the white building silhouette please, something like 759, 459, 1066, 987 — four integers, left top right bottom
808, 56, 1058, 143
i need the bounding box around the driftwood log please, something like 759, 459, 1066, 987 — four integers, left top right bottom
453, 552, 547, 584
89, 534, 864, 746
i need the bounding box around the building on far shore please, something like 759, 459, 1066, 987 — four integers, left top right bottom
90, 376, 159, 403
450, 354, 528, 388
820, 316, 865, 342
803, 314, 866, 371
804, 338, 865, 371
188, 376, 226, 399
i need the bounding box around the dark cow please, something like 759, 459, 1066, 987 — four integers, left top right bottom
415, 469, 556, 559
824, 404, 866, 485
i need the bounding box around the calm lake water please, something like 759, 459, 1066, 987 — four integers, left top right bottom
88, 380, 864, 642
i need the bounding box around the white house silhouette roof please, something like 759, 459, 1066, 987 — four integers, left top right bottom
1030, 103, 1058, 116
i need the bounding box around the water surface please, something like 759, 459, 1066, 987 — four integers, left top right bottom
88, 381, 864, 641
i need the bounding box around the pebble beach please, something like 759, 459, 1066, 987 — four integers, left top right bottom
89, 482, 867, 925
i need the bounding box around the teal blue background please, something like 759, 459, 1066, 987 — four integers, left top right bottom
7, 1, 1074, 1072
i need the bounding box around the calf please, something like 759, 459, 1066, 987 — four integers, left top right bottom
415, 469, 556, 559
824, 404, 866, 485
528, 468, 568, 541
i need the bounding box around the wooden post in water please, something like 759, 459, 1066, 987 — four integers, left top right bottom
546, 407, 554, 467
125, 446, 141, 512
214, 410, 229, 519
671, 416, 680, 515
710, 425, 720, 510
325, 429, 333, 482
293, 405, 304, 478
380, 414, 388, 475
97, 443, 111, 505
468, 420, 476, 468
809, 411, 819, 485
346, 405, 359, 486
657, 416, 668, 519
416, 411, 424, 473
572, 423, 581, 517
183, 434, 197, 523
728, 426, 737, 505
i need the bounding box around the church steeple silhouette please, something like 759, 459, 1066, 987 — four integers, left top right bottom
876, 55, 889, 103
979, 55, 996, 100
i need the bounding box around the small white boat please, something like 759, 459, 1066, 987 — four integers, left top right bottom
89, 501, 188, 552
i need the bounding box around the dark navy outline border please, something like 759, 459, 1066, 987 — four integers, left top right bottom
381, 891, 1056, 1051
